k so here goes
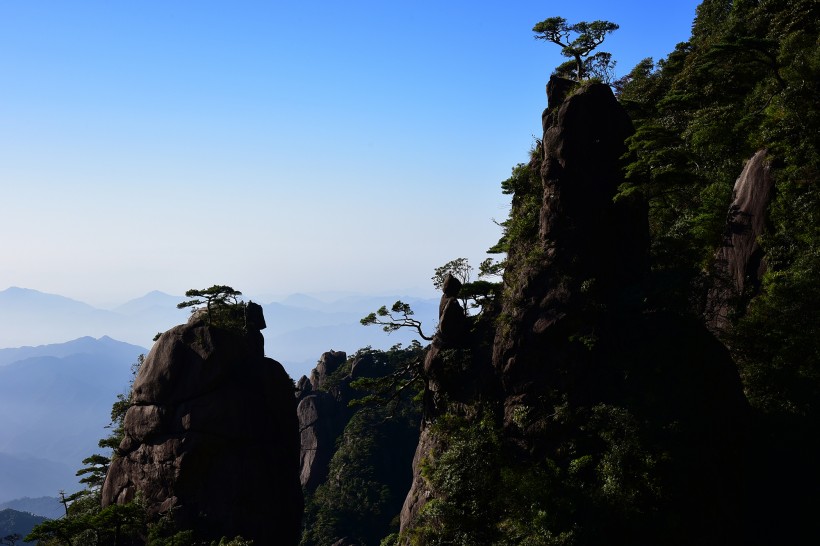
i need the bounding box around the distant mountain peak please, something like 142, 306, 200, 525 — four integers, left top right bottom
0, 336, 148, 366
0, 286, 96, 308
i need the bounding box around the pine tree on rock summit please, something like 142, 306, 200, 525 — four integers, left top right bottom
533, 16, 619, 81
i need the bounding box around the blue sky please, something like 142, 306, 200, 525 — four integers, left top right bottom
0, 1, 701, 306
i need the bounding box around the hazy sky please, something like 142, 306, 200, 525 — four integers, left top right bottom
1, 1, 700, 306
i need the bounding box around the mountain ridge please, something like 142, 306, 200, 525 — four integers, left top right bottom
0, 337, 147, 504
0, 286, 439, 379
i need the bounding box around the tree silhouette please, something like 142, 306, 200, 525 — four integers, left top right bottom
533, 17, 619, 81
177, 285, 244, 326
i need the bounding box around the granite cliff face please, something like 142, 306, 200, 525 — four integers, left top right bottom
296, 350, 353, 493
399, 273, 499, 535
707, 148, 775, 332
397, 78, 751, 543
101, 304, 303, 545
494, 78, 648, 425
495, 78, 749, 541
298, 348, 421, 545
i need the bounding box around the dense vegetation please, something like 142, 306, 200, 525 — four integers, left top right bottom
385, 1, 820, 544
300, 345, 423, 546
1, 508, 46, 545
616, 7, 820, 541
25, 1, 819, 544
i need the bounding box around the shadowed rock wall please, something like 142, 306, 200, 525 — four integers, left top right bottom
101, 308, 302, 545
491, 77, 749, 543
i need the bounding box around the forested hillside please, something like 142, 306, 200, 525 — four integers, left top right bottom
387, 0, 820, 544
24, 1, 819, 545
615, 0, 820, 541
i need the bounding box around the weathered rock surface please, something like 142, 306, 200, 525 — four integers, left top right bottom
489, 78, 750, 541
309, 350, 346, 391
297, 350, 366, 494
707, 148, 775, 332
399, 274, 495, 533
101, 307, 302, 545
398, 421, 439, 536
299, 347, 421, 545
298, 347, 409, 494
297, 383, 351, 492
494, 77, 645, 425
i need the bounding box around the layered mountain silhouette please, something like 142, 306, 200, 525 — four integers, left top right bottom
0, 287, 438, 503
0, 287, 438, 379
0, 337, 147, 503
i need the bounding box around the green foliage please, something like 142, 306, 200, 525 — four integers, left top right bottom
1, 533, 22, 546
210, 538, 253, 546
301, 390, 420, 546
612, 2, 820, 540
615, 0, 820, 318
532, 17, 619, 81
25, 515, 87, 545
491, 161, 541, 257
432, 258, 475, 313
177, 285, 246, 330
478, 257, 504, 279
404, 400, 672, 546
408, 411, 502, 546
361, 301, 433, 341
25, 494, 146, 546
374, 5, 820, 546
431, 258, 501, 315
2, 536, 20, 546
733, 249, 820, 417
75, 454, 111, 491
348, 342, 426, 416
432, 258, 472, 291
301, 343, 423, 546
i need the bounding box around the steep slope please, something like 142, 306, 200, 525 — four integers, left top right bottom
101, 304, 303, 544
298, 347, 421, 546
706, 148, 775, 332
398, 79, 750, 545
0, 508, 46, 545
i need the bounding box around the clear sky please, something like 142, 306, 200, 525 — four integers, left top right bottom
0, 1, 701, 306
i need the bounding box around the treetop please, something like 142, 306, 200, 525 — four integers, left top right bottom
533, 16, 619, 81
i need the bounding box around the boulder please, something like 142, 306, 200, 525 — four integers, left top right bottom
295, 374, 312, 399
309, 350, 347, 391
350, 352, 380, 379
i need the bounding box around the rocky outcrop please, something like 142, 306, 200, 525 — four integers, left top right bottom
393, 78, 752, 543
299, 347, 421, 545
297, 390, 346, 492
297, 349, 409, 494
707, 148, 775, 332
297, 351, 352, 493
399, 274, 495, 533
101, 305, 302, 545
488, 77, 749, 541
494, 77, 646, 427
308, 350, 346, 391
